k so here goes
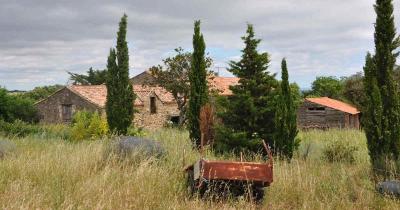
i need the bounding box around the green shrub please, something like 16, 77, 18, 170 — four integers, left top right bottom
126, 126, 145, 137
70, 111, 108, 141
322, 140, 358, 163
0, 88, 38, 123
0, 119, 42, 137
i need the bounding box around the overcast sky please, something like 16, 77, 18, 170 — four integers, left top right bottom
1, 0, 400, 90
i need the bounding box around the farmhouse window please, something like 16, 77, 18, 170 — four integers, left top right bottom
61, 104, 73, 122
307, 107, 325, 111
150, 97, 157, 114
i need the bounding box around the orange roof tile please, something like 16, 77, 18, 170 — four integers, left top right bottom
68, 85, 175, 108
209, 77, 239, 96
306, 97, 360, 114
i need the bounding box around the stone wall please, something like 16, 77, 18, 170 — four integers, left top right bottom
36, 88, 102, 124
134, 92, 179, 129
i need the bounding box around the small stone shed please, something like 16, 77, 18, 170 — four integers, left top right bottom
297, 97, 360, 129
36, 85, 179, 128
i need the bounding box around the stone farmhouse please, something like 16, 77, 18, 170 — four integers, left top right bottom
297, 97, 360, 130
36, 71, 360, 130
36, 71, 239, 128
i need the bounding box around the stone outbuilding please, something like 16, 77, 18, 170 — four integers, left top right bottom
36, 85, 179, 128
297, 97, 360, 130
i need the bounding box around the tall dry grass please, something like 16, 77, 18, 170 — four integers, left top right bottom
0, 129, 399, 209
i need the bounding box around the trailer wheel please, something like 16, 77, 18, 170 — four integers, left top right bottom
252, 186, 265, 203
186, 169, 195, 196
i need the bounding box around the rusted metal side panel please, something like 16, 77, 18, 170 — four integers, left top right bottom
200, 160, 273, 183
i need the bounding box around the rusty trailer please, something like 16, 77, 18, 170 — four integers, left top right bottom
184, 141, 273, 202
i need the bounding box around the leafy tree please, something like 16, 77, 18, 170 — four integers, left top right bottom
273, 58, 298, 159
308, 76, 343, 99
0, 87, 37, 123
68, 67, 107, 85
105, 14, 135, 135
215, 24, 278, 153
148, 48, 213, 126
342, 72, 365, 109
188, 20, 209, 148
364, 0, 400, 174
22, 85, 64, 101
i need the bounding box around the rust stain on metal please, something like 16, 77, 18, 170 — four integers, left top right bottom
200, 160, 273, 185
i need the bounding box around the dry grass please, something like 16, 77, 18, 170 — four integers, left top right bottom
0, 129, 399, 209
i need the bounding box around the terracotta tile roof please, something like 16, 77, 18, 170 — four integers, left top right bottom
209, 77, 239, 96
306, 97, 360, 114
68, 85, 175, 108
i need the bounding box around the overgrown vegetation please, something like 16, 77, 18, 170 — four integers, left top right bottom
0, 88, 38, 123
322, 140, 358, 164
0, 129, 399, 209
69, 111, 108, 141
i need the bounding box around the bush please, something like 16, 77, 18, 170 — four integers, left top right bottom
126, 126, 145, 137
322, 140, 358, 163
0, 119, 43, 137
0, 88, 38, 123
70, 111, 108, 141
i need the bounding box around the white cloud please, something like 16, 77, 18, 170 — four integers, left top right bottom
0, 0, 399, 90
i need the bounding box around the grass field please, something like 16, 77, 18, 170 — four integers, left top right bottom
0, 129, 399, 209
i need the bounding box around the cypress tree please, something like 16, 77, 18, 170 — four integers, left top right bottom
106, 14, 135, 135
214, 24, 277, 153
274, 58, 298, 159
363, 53, 384, 163
364, 0, 400, 173
188, 20, 208, 148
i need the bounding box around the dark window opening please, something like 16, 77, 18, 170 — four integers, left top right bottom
150, 97, 157, 114
170, 116, 180, 125
62, 104, 72, 122
308, 107, 325, 111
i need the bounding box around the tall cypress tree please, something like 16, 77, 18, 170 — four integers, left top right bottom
274, 58, 298, 159
363, 53, 385, 163
188, 20, 208, 148
106, 14, 135, 135
214, 24, 277, 153
364, 0, 400, 172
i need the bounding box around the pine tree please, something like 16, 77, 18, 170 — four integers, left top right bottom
364, 0, 400, 172
188, 20, 208, 148
215, 24, 277, 153
274, 58, 298, 159
105, 14, 135, 135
